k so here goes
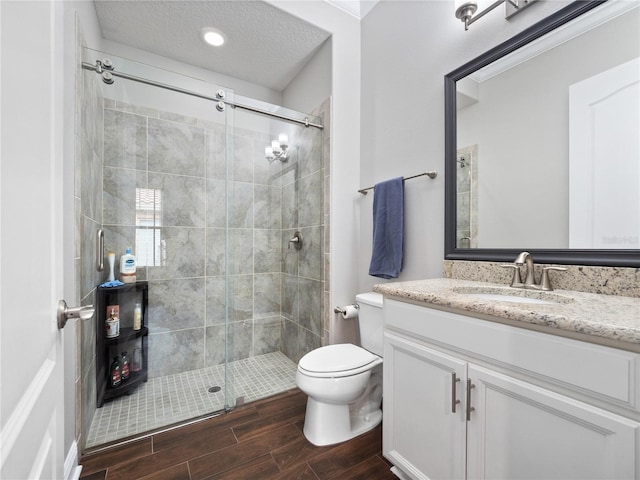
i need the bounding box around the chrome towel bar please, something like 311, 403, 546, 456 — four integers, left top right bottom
358, 171, 437, 194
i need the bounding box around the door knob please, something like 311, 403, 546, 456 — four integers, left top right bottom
57, 300, 95, 329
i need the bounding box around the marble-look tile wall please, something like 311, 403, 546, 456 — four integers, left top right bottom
101, 99, 326, 378
76, 41, 104, 446
280, 102, 327, 363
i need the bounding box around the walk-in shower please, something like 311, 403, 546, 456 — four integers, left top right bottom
456, 146, 477, 248
77, 48, 327, 450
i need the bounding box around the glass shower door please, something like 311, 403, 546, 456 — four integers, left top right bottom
79, 49, 237, 449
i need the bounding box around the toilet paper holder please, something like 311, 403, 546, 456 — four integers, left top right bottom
334, 304, 359, 315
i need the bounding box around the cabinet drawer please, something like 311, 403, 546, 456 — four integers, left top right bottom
384, 299, 640, 412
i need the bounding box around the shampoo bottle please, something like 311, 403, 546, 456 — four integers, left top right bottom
121, 352, 130, 381
120, 247, 136, 283
106, 252, 115, 282
133, 302, 142, 331
132, 343, 142, 373
110, 356, 122, 388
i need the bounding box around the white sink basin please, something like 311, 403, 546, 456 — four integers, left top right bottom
452, 287, 572, 305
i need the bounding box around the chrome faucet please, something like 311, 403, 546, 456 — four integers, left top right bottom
502, 251, 566, 291
514, 251, 536, 286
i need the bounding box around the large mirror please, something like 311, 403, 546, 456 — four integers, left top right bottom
445, 0, 640, 266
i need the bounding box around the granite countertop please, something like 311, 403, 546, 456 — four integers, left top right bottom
374, 278, 640, 351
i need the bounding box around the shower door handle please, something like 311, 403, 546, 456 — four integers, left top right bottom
97, 228, 104, 271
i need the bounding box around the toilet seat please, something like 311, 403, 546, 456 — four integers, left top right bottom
298, 344, 382, 378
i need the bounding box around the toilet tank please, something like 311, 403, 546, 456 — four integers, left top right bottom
355, 292, 384, 357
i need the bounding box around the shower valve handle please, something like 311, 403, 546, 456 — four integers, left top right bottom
288, 231, 302, 250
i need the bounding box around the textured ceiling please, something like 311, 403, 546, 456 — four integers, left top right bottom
94, 1, 333, 91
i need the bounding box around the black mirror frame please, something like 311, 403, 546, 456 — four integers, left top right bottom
444, 0, 640, 267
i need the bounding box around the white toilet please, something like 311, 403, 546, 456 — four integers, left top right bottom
296, 292, 384, 446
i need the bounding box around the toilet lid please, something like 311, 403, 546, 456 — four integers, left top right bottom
298, 344, 380, 375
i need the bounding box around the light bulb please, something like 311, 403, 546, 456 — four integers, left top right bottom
201, 28, 226, 47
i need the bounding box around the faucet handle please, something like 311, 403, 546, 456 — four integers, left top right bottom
539, 266, 567, 291
501, 264, 523, 287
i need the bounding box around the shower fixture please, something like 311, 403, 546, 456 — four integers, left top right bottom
265, 134, 289, 164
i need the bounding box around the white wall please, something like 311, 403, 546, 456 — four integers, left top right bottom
359, 0, 572, 290
69, 1, 103, 50
283, 37, 332, 113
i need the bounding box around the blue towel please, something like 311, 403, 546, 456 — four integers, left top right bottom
100, 280, 124, 288
369, 177, 404, 279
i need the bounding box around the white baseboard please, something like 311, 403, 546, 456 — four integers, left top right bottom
390, 465, 412, 480
64, 441, 82, 480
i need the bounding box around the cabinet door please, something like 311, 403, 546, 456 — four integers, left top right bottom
467, 365, 640, 480
383, 332, 467, 480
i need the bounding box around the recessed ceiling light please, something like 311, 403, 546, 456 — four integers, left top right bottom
201, 27, 226, 47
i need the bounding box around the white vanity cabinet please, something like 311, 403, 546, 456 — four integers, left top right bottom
382, 299, 640, 480
384, 332, 467, 479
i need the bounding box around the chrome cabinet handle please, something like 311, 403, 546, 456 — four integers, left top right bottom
466, 378, 476, 421
451, 373, 461, 413
57, 300, 95, 329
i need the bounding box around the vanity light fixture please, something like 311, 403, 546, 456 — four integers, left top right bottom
201, 27, 226, 47
455, 0, 536, 30
265, 134, 289, 164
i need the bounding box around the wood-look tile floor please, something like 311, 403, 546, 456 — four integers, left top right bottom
80, 388, 397, 480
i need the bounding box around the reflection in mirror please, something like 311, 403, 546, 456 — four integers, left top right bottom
445, 0, 640, 267
456, 146, 477, 248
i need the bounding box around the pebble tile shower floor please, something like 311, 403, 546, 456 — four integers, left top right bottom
86, 351, 298, 448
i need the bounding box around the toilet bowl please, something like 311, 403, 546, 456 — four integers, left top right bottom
296, 292, 384, 446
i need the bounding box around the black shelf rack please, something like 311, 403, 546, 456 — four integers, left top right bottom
96, 281, 149, 407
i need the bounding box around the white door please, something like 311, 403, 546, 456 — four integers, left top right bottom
466, 365, 640, 480
383, 332, 467, 480
569, 57, 640, 248
1, 1, 69, 478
